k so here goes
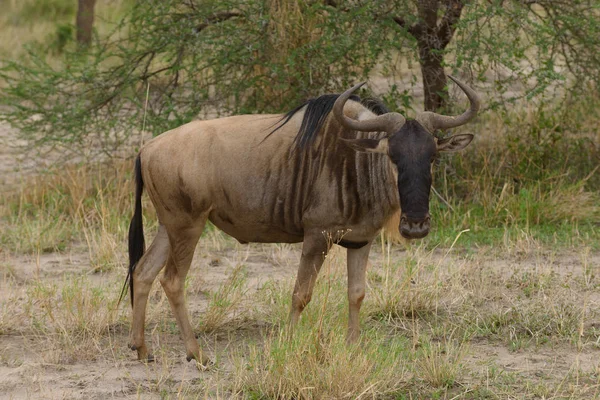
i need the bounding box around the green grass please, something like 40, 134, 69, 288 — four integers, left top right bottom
427, 203, 600, 250
234, 258, 411, 399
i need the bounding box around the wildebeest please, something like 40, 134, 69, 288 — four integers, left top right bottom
124, 76, 480, 364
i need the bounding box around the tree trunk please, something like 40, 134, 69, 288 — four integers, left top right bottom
76, 0, 97, 46
417, 39, 447, 112
392, 0, 464, 112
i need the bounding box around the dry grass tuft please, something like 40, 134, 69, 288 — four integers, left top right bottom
543, 180, 600, 223
367, 246, 466, 323
197, 263, 248, 333
1, 160, 156, 260
21, 275, 120, 363
416, 339, 467, 388
236, 327, 408, 399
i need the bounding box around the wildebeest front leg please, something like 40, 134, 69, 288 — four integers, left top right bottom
159, 226, 210, 365
129, 225, 170, 362
289, 232, 330, 333
346, 242, 372, 343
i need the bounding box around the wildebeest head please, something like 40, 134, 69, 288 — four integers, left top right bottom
333, 76, 480, 239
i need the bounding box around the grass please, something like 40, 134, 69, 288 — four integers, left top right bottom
1, 210, 599, 397
23, 275, 120, 364
232, 245, 600, 398
0, 160, 157, 258
416, 339, 467, 388
421, 91, 600, 252
196, 263, 249, 333
234, 249, 410, 399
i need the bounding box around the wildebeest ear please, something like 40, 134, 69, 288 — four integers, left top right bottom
437, 134, 474, 152
339, 138, 389, 154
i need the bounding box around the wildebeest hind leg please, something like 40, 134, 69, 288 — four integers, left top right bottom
129, 225, 170, 362
288, 231, 331, 335
160, 223, 210, 365
346, 242, 372, 343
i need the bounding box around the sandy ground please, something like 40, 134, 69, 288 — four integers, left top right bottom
0, 236, 305, 399
1, 244, 599, 399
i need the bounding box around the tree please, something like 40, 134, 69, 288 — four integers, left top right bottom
1, 0, 599, 158
388, 0, 600, 111
76, 0, 97, 46
392, 1, 464, 111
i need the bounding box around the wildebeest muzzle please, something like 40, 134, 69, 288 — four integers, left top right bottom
400, 213, 431, 239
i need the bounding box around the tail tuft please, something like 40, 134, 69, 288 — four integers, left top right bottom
119, 154, 145, 307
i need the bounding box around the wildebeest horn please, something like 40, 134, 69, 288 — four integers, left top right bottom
416, 75, 480, 132
333, 82, 406, 134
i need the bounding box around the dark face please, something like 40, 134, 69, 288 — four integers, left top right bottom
388, 120, 436, 239
341, 120, 473, 240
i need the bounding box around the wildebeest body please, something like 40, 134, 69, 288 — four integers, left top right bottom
141, 108, 399, 245
125, 76, 480, 364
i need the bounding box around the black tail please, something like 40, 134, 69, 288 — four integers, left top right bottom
119, 154, 145, 307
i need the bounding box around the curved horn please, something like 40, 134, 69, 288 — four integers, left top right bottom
333, 82, 406, 134
416, 75, 480, 132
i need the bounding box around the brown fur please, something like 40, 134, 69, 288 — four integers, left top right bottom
127, 101, 401, 363
125, 79, 478, 363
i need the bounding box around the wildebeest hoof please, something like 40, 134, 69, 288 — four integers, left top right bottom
137, 352, 154, 363
187, 353, 212, 369
130, 344, 152, 363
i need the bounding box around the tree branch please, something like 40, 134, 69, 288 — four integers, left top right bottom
392, 16, 423, 39
195, 11, 243, 33
418, 0, 439, 30
438, 0, 465, 49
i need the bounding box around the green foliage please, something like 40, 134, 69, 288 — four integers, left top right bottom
52, 23, 75, 54
2, 0, 599, 158
453, 0, 600, 108
0, 0, 393, 158
423, 90, 600, 249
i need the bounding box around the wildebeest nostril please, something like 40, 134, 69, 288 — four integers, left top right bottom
399, 215, 430, 239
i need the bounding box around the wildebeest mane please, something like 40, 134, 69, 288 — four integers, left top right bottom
265, 93, 389, 150
360, 97, 390, 116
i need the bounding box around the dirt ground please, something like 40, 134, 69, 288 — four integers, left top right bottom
1, 243, 599, 399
